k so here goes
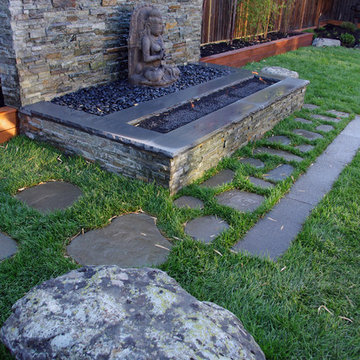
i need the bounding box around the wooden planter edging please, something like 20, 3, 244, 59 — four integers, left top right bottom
200, 32, 314, 68
0, 107, 18, 144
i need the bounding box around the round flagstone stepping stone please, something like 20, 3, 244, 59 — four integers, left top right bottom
0, 233, 18, 261
185, 216, 229, 243
239, 157, 265, 168
215, 190, 264, 212
15, 181, 82, 213
253, 147, 303, 162
174, 196, 204, 210
311, 114, 341, 123
316, 124, 334, 132
326, 110, 349, 118
303, 104, 319, 110
264, 164, 294, 182
200, 169, 235, 188
67, 213, 172, 268
266, 135, 291, 145
248, 176, 275, 189
294, 144, 314, 153
293, 129, 323, 140
294, 117, 312, 124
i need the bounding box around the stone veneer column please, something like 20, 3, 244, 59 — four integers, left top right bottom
0, 0, 20, 107
1, 0, 202, 107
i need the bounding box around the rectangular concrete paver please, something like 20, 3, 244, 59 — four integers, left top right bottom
233, 198, 313, 259
287, 160, 344, 205
233, 116, 360, 260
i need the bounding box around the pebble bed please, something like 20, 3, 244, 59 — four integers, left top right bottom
51, 64, 232, 116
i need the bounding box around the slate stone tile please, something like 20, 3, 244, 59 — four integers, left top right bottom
303, 104, 319, 110
264, 164, 294, 182
316, 124, 334, 132
341, 116, 360, 139
311, 114, 341, 123
15, 181, 82, 213
253, 147, 303, 162
294, 117, 312, 124
292, 129, 323, 140
294, 144, 314, 153
318, 133, 360, 165
174, 196, 204, 210
200, 169, 235, 188
248, 176, 275, 189
185, 215, 229, 244
239, 158, 265, 168
215, 190, 264, 212
287, 160, 344, 205
326, 110, 349, 118
266, 135, 291, 145
67, 213, 172, 268
0, 233, 18, 261
232, 198, 313, 259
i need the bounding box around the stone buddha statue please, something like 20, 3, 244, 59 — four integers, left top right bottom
128, 5, 180, 87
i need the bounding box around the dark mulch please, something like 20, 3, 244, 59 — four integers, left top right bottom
314, 24, 360, 47
51, 64, 231, 116
200, 31, 301, 58
138, 77, 277, 133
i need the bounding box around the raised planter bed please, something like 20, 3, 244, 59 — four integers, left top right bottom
200, 33, 314, 68
0, 107, 18, 144
19, 68, 309, 194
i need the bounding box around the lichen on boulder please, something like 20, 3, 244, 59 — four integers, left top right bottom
0, 266, 265, 359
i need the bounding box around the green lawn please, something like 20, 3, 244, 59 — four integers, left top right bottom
1, 46, 359, 359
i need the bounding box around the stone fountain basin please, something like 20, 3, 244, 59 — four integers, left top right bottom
19, 66, 309, 194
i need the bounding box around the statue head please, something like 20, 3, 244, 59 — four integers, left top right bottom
145, 8, 163, 37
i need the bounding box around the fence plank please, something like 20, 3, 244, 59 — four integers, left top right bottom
201, 0, 347, 44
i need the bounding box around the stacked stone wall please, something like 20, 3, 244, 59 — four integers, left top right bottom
4, 0, 202, 107
0, 0, 20, 106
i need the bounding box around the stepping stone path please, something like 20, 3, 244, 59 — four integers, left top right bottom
253, 147, 303, 162
200, 169, 235, 188
174, 196, 204, 209
266, 135, 291, 145
294, 144, 314, 153
0, 233, 17, 261
15, 181, 82, 213
239, 157, 265, 168
248, 176, 274, 189
294, 117, 312, 124
293, 129, 323, 140
316, 124, 334, 132
264, 164, 294, 182
326, 110, 349, 118
185, 216, 229, 243
67, 213, 172, 267
303, 104, 319, 110
233, 114, 360, 260
215, 190, 264, 212
311, 114, 341, 123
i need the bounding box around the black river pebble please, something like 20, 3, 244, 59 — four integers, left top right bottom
51, 64, 231, 116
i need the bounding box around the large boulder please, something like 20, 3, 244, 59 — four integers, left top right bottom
312, 38, 341, 47
260, 66, 299, 79
1, 266, 265, 360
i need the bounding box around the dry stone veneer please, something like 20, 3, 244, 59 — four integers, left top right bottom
0, 0, 202, 106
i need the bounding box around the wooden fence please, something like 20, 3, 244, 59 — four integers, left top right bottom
202, 0, 356, 44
